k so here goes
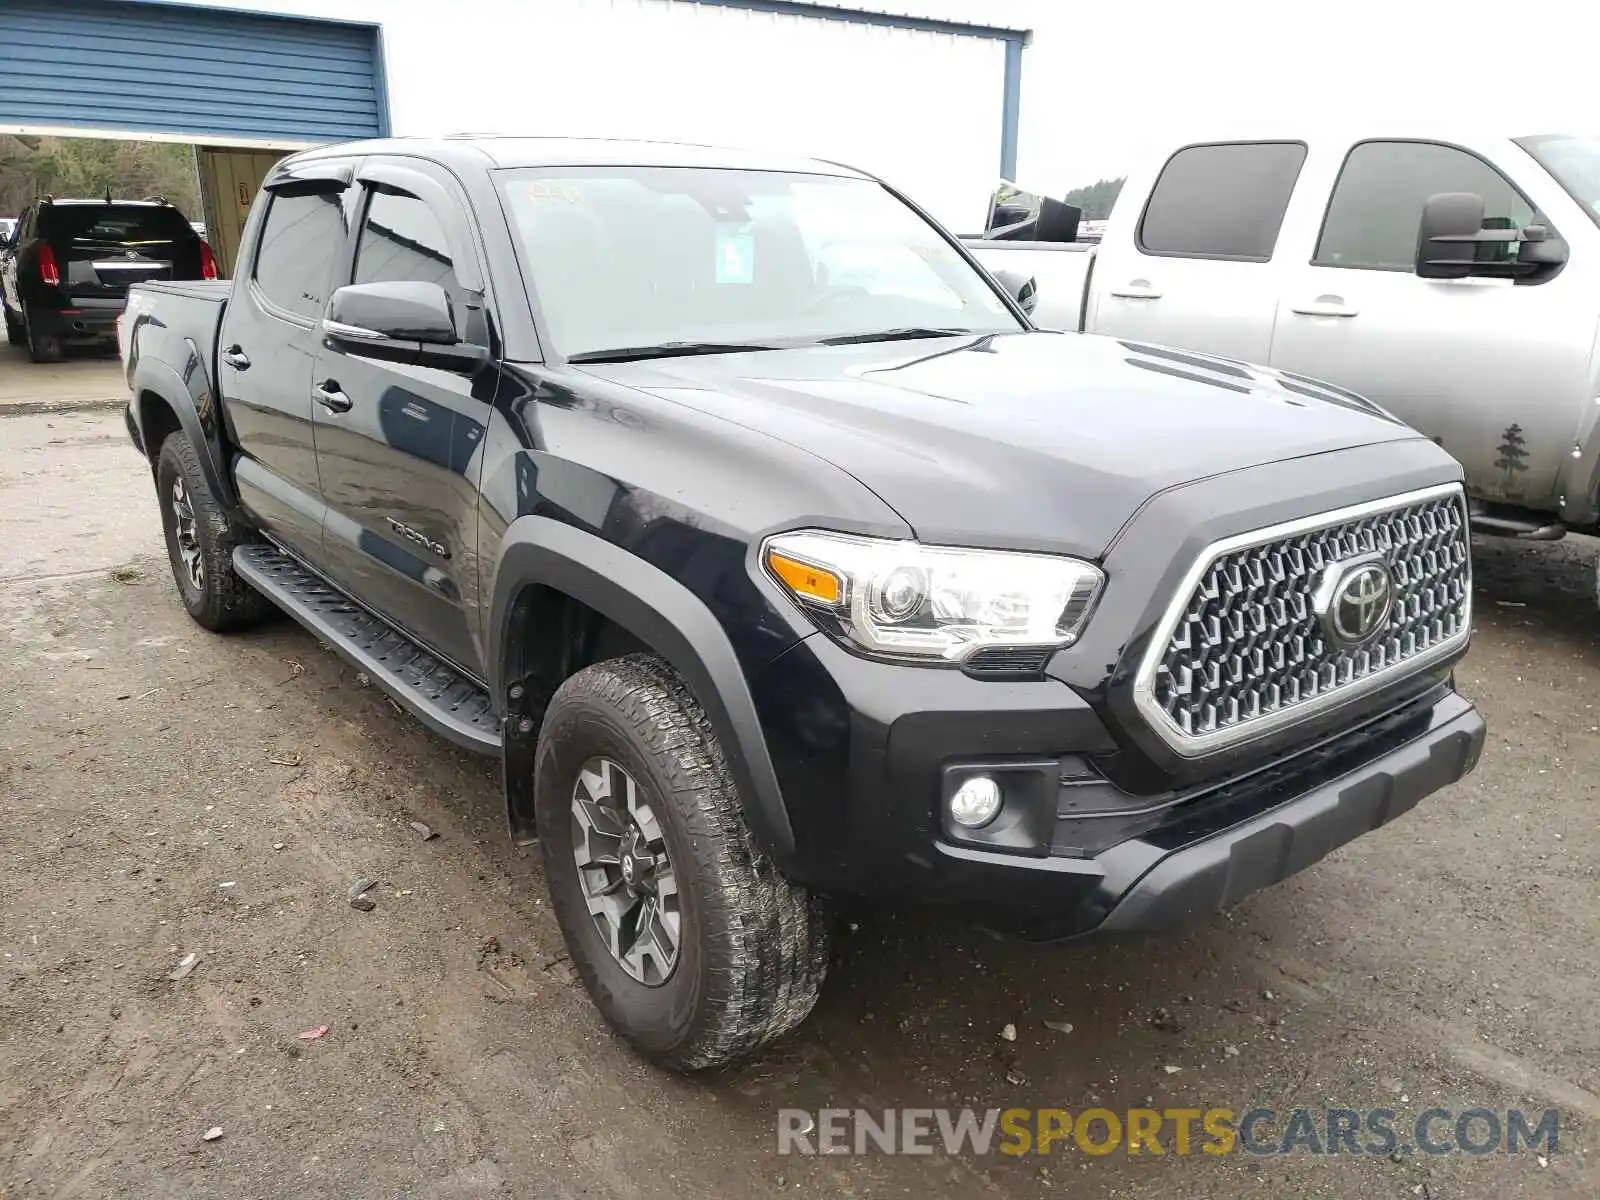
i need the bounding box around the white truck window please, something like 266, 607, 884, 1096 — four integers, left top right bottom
1315, 141, 1535, 271
1136, 142, 1307, 262
1515, 134, 1600, 226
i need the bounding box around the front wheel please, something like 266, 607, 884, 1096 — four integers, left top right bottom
535, 654, 830, 1072
155, 432, 275, 632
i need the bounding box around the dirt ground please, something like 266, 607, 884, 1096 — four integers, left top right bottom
0, 345, 123, 416
2, 403, 1598, 1199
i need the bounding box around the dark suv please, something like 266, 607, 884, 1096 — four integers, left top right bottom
2, 197, 214, 361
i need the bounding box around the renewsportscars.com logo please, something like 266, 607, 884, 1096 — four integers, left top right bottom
777, 1107, 1560, 1158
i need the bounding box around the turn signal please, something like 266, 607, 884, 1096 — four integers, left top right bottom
766, 548, 843, 606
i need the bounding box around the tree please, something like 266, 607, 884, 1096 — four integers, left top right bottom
1062, 177, 1126, 220
1494, 423, 1530, 493
0, 135, 200, 220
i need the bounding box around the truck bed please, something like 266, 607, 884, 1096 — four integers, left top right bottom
132, 279, 232, 303
122, 279, 230, 383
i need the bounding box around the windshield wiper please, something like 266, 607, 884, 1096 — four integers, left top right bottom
566, 340, 791, 364
816, 327, 978, 346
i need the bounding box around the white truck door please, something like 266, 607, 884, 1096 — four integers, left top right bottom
1269, 138, 1597, 511
1087, 141, 1305, 362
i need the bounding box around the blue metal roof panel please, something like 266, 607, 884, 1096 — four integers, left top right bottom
0, 0, 383, 143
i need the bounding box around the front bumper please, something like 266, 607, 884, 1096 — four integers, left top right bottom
751, 634, 1484, 941
1000, 690, 1481, 939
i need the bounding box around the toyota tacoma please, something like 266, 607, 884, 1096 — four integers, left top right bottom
121, 137, 1485, 1072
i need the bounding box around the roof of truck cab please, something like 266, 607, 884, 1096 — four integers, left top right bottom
287, 136, 872, 179
1148, 126, 1582, 149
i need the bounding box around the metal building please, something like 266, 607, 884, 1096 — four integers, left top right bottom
0, 0, 1031, 255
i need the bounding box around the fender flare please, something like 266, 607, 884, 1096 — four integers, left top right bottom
130, 348, 242, 519
488, 516, 796, 860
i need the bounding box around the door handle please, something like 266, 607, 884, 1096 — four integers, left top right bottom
1109, 280, 1162, 300
1290, 297, 1360, 318
313, 380, 352, 413
221, 345, 250, 370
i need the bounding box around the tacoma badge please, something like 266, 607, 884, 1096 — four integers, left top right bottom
386, 517, 450, 559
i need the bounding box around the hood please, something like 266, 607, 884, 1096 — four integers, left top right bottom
575, 330, 1425, 558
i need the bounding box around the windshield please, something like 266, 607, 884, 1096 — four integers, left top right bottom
1516, 135, 1600, 228
496, 166, 1022, 359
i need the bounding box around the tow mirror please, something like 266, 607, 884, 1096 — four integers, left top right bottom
990, 268, 1038, 316
1416, 192, 1568, 281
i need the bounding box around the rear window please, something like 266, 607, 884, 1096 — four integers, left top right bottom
41, 205, 195, 245
1137, 142, 1308, 260
253, 191, 347, 320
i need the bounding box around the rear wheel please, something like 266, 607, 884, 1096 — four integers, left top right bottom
23, 308, 61, 363
3, 304, 21, 346
535, 654, 830, 1072
155, 431, 275, 632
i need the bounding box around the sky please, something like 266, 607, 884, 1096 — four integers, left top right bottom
1005, 0, 1596, 194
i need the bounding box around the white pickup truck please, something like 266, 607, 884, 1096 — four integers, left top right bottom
963, 130, 1600, 541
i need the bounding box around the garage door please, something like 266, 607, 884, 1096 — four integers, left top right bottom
0, 0, 385, 146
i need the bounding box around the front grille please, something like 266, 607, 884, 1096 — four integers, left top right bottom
1136, 485, 1471, 753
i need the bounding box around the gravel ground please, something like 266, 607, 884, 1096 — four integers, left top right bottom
2, 408, 1597, 1199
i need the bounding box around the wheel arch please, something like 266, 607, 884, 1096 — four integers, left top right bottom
489, 516, 796, 862
131, 350, 242, 520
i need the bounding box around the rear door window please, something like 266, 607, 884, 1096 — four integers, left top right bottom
252, 190, 348, 320
1137, 142, 1308, 260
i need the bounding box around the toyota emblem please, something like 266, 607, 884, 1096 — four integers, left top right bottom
1312, 555, 1394, 648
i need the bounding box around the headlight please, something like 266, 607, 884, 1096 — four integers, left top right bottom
763, 530, 1104, 664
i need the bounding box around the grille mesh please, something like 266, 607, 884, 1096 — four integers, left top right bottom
1148, 491, 1470, 742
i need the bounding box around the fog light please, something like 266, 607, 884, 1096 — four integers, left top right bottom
949, 775, 1003, 828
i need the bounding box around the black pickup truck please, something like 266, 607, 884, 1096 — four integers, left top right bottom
122, 137, 1485, 1072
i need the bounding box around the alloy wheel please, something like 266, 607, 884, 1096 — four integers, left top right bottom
170, 476, 204, 590
570, 755, 681, 985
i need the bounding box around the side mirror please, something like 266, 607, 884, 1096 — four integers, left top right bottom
990, 268, 1038, 316
1416, 193, 1492, 279
1416, 192, 1569, 281
323, 281, 487, 372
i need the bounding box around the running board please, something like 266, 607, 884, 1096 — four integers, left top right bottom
234, 544, 502, 755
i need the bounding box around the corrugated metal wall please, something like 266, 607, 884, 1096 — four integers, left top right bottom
0, 0, 384, 144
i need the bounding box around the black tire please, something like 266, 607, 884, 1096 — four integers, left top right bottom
3, 305, 21, 347
23, 309, 62, 363
535, 654, 830, 1072
154, 431, 275, 632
